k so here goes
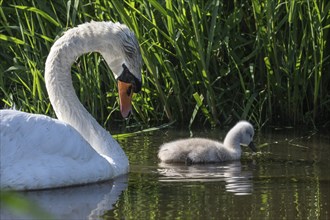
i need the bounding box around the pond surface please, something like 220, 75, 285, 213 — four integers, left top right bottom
1, 126, 330, 219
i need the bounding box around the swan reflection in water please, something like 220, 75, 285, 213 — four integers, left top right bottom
158, 161, 254, 195
1, 175, 128, 220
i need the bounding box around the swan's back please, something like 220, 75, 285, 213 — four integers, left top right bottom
0, 110, 112, 190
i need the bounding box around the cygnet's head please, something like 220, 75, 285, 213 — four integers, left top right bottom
233, 121, 257, 152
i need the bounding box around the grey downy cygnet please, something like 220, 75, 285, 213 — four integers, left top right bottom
158, 121, 257, 164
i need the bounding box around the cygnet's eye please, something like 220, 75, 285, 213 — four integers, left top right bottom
247, 132, 253, 139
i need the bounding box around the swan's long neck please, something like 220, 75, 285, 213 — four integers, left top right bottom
44, 22, 128, 175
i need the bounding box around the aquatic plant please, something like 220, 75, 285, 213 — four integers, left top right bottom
1, 0, 329, 128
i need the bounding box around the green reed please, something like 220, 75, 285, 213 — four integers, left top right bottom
1, 0, 329, 128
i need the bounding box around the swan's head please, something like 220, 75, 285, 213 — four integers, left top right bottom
99, 22, 142, 118
234, 121, 257, 152
117, 63, 141, 118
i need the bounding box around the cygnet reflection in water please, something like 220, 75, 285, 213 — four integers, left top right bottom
158, 121, 257, 164
158, 161, 254, 195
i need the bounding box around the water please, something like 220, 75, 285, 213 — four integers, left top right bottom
1, 127, 330, 219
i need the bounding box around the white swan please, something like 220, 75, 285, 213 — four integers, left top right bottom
158, 121, 257, 164
0, 21, 142, 190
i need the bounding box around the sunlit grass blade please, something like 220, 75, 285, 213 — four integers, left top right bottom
0, 0, 329, 128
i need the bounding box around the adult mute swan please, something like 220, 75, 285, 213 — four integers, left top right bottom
158, 121, 257, 164
0, 21, 142, 190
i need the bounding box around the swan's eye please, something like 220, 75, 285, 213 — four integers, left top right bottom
118, 64, 141, 93
126, 85, 133, 96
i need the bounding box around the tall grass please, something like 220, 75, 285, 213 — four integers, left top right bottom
1, 0, 329, 129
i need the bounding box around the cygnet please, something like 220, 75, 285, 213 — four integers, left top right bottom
158, 121, 257, 164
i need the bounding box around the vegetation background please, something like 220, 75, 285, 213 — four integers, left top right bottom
1, 0, 329, 129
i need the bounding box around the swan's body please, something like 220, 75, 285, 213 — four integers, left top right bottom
0, 21, 142, 190
158, 121, 257, 164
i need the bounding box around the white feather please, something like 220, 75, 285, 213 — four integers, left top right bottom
0, 21, 142, 190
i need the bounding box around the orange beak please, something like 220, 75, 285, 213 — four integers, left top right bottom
118, 80, 133, 118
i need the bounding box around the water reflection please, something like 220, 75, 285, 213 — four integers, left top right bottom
1, 175, 128, 220
158, 161, 254, 195
2, 128, 329, 219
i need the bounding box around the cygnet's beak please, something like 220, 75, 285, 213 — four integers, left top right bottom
118, 80, 133, 118
248, 141, 258, 152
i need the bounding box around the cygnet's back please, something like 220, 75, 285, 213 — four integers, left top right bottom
158, 121, 257, 164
